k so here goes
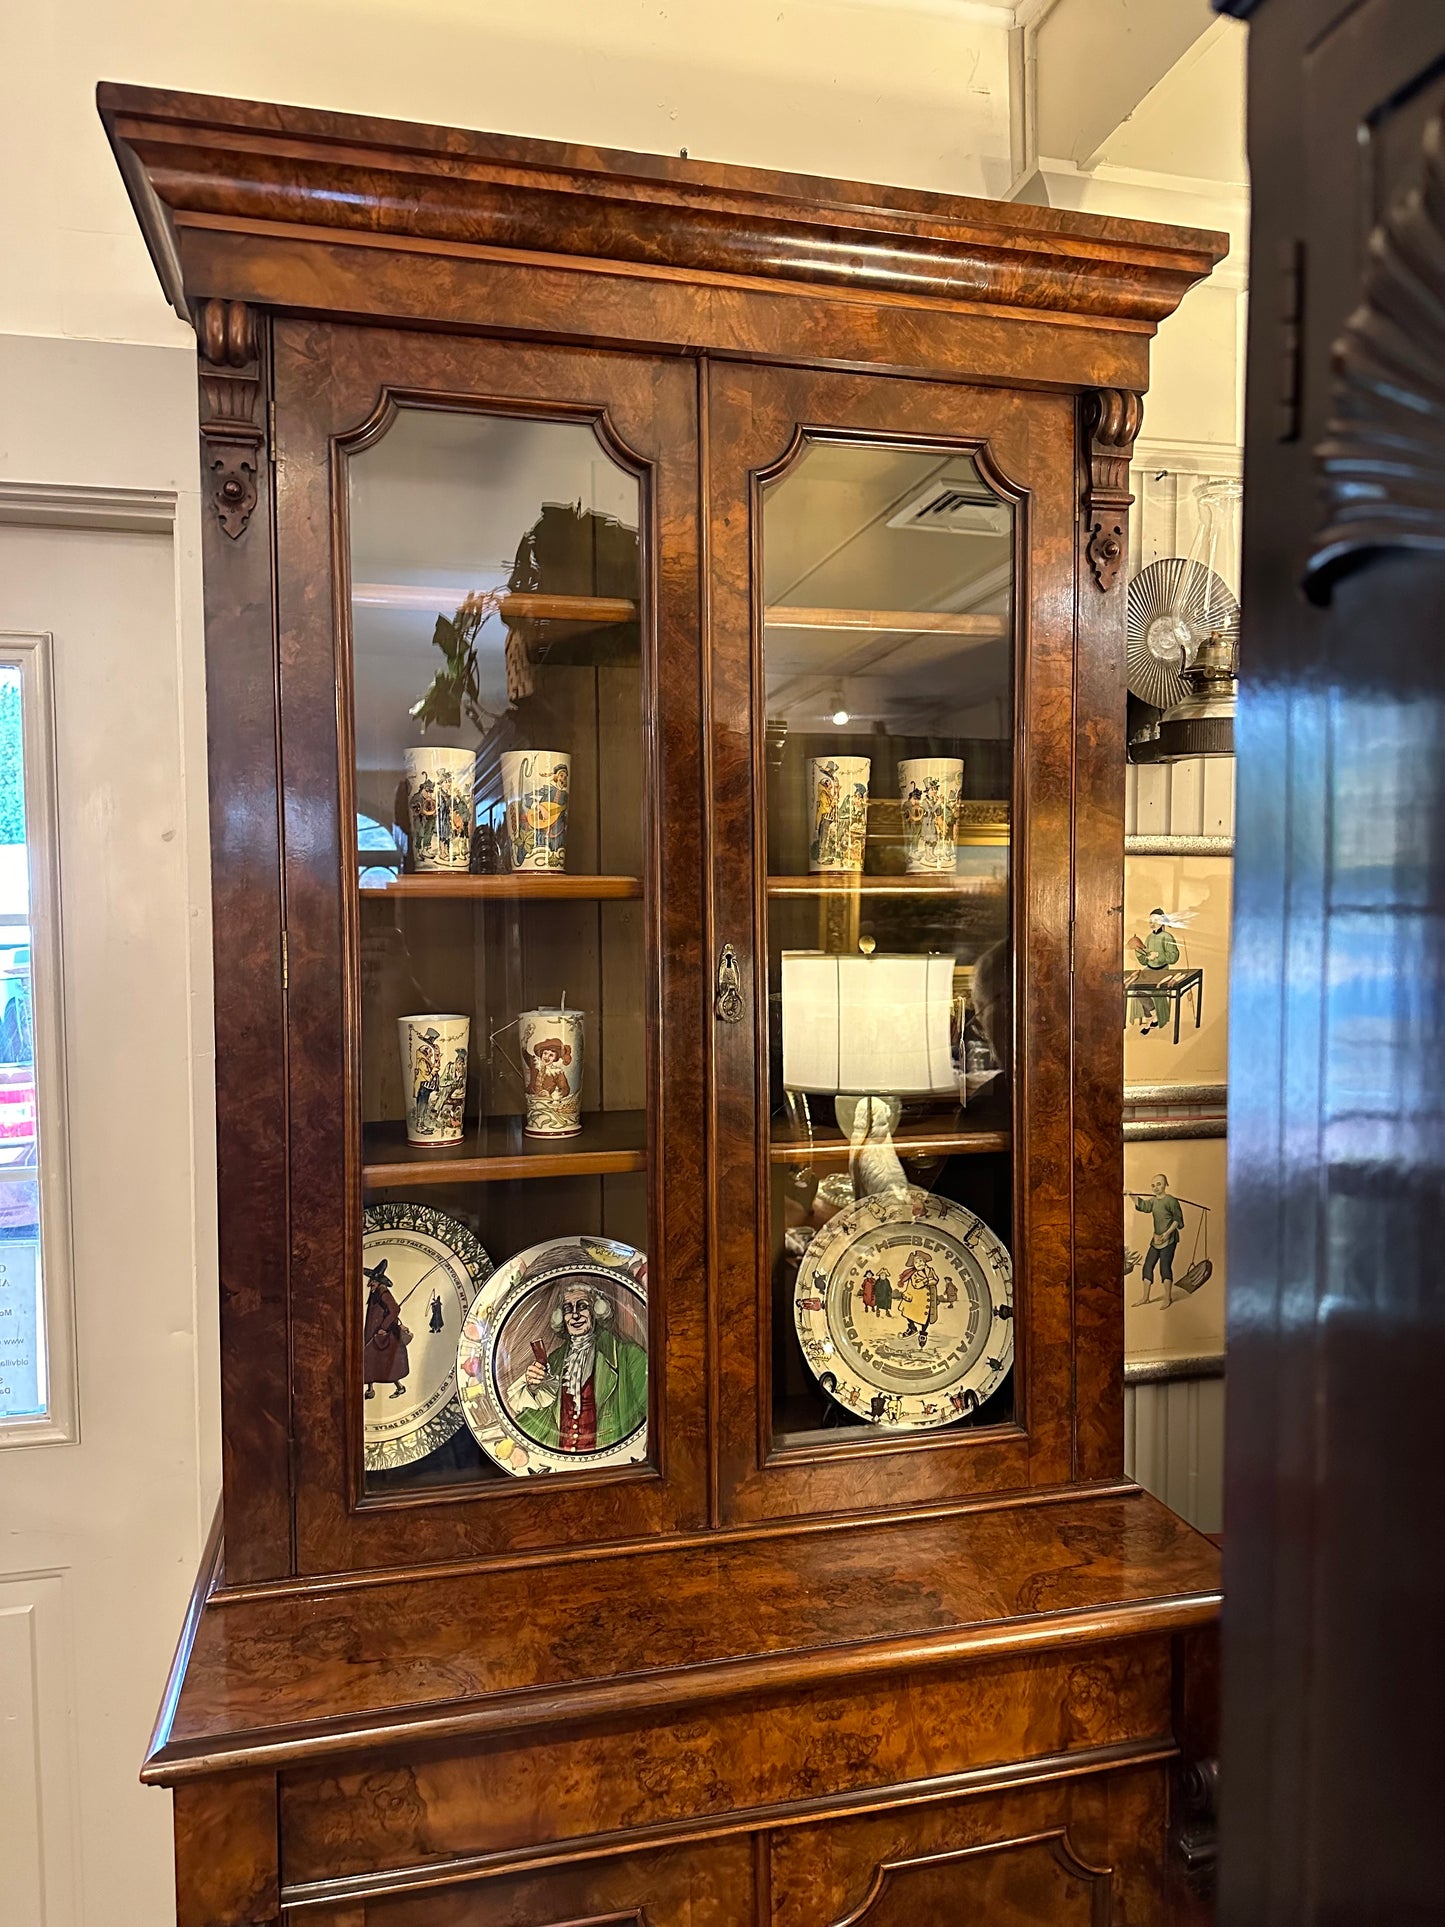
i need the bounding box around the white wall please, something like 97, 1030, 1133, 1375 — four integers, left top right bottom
1030, 18, 1250, 453
2, 0, 1021, 349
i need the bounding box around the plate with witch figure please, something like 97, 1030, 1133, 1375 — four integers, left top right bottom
456, 1235, 648, 1477
363, 1201, 493, 1472
793, 1185, 1013, 1429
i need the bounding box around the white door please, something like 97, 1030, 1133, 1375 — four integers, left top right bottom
0, 510, 215, 1927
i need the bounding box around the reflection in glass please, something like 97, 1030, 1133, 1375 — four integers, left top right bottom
347, 406, 650, 1492
762, 440, 1016, 1448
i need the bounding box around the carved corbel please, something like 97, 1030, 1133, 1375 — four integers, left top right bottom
1083, 388, 1144, 592
1306, 113, 1445, 601
1175, 1754, 1219, 1901
196, 298, 264, 540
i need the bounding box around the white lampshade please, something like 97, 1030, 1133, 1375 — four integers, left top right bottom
781, 952, 957, 1095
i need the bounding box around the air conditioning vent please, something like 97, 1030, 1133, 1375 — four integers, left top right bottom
887, 478, 1010, 536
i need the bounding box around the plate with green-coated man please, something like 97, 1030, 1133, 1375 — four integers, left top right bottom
456, 1235, 648, 1477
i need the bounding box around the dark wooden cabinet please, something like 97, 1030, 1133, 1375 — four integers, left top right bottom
101, 84, 1225, 1926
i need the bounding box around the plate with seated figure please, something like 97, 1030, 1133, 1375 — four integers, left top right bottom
362, 1200, 493, 1472
793, 1185, 1013, 1429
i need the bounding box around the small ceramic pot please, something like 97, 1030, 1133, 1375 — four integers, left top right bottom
518, 1006, 585, 1137
808, 756, 870, 874
501, 749, 571, 871
404, 747, 476, 873
398, 1014, 470, 1146
896, 757, 963, 873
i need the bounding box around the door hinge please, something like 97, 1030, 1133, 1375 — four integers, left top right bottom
281, 929, 289, 991
1068, 917, 1076, 976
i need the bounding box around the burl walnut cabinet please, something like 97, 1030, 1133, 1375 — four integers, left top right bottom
101, 84, 1226, 1927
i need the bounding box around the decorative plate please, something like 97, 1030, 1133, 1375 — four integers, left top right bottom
793, 1185, 1013, 1429
1126, 558, 1241, 711
456, 1235, 648, 1478
363, 1201, 492, 1472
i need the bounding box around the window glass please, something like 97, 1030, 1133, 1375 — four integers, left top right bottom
0, 661, 47, 1424
348, 407, 651, 1494
760, 441, 1016, 1448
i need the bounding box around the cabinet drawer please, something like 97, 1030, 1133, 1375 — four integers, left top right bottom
281, 1641, 1171, 1884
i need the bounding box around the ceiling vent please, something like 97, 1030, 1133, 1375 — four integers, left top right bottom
886, 477, 1011, 537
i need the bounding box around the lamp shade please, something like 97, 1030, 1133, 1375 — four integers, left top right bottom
781, 952, 957, 1095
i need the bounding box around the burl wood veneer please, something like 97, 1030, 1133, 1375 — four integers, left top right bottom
102, 83, 1226, 1927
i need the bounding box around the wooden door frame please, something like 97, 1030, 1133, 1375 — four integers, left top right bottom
270, 322, 708, 1575
703, 359, 1106, 1526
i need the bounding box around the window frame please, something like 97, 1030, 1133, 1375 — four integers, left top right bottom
0, 630, 77, 1447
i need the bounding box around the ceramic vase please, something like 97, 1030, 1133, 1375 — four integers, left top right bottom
404, 747, 476, 873
397, 1014, 470, 1146
501, 749, 571, 871
518, 1006, 585, 1137
808, 756, 871, 874
896, 757, 963, 873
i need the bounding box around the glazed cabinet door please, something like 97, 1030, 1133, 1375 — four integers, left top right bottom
706, 363, 1082, 1523
272, 323, 706, 1572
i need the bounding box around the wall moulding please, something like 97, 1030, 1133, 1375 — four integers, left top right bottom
0, 482, 177, 533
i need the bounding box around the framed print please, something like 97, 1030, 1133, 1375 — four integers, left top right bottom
1123, 839, 1232, 1096
1123, 1134, 1226, 1369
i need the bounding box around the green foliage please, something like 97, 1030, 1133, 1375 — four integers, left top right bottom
410, 591, 503, 737
0, 677, 25, 845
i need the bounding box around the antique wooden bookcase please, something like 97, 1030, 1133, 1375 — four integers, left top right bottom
102, 84, 1226, 1927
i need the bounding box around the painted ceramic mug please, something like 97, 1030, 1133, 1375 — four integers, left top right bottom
897, 757, 963, 873
518, 1006, 585, 1137
398, 1014, 470, 1146
808, 756, 871, 874
404, 747, 476, 873
501, 749, 571, 871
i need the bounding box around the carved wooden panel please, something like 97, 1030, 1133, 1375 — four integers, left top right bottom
1082, 389, 1143, 593
324, 1841, 750, 1927
770, 1769, 1165, 1927
828, 1829, 1111, 1927
1307, 111, 1445, 597
195, 297, 264, 540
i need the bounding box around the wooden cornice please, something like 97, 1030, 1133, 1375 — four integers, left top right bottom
141, 1487, 1219, 1784
98, 83, 1226, 332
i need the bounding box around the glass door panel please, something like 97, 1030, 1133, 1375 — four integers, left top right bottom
348, 405, 652, 1495
762, 439, 1015, 1448
706, 362, 1078, 1524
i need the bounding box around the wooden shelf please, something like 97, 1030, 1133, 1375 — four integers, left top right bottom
763, 606, 1008, 638
351, 593, 1003, 640
771, 1115, 1010, 1166
363, 1111, 647, 1185
350, 585, 639, 626
500, 592, 637, 625
360, 873, 642, 900
767, 874, 987, 898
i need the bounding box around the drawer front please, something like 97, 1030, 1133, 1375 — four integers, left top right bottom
769, 1765, 1167, 1926
286, 1840, 752, 1927
281, 1641, 1172, 1884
